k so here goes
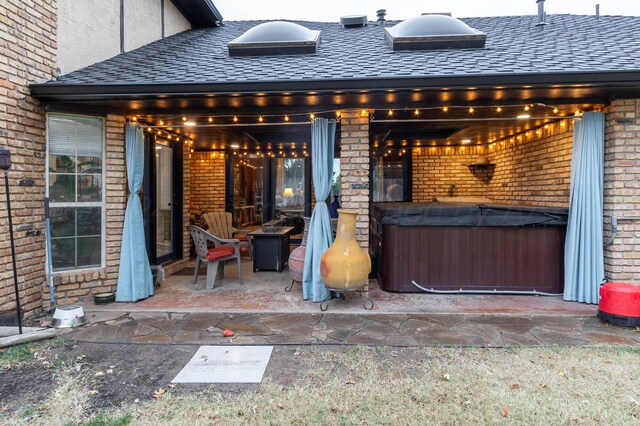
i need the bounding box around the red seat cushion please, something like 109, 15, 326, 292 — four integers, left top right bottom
206, 246, 235, 261
237, 236, 248, 241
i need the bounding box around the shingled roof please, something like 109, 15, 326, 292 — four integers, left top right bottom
34, 14, 640, 91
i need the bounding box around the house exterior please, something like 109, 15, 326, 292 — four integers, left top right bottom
2, 0, 640, 317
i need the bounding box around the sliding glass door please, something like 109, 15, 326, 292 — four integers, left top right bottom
143, 135, 182, 265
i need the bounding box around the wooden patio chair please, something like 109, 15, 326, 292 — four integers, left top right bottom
189, 225, 243, 289
202, 211, 252, 258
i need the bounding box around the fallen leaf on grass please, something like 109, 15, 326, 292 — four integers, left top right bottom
106, 369, 114, 374
559, 371, 566, 378
94, 371, 105, 377
509, 383, 520, 389
168, 384, 176, 389
443, 374, 451, 381
87, 390, 98, 396
501, 405, 510, 418
76, 355, 86, 361
153, 388, 165, 399
345, 379, 356, 385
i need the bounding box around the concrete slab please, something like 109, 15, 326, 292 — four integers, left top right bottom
172, 346, 273, 383
80, 260, 597, 317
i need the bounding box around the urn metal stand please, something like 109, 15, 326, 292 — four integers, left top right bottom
320, 287, 374, 312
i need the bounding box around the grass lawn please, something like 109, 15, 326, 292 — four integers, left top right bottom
1, 344, 639, 425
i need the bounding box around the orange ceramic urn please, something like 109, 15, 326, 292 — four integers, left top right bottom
320, 209, 371, 290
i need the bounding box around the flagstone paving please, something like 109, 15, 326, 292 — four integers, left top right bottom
64, 311, 640, 347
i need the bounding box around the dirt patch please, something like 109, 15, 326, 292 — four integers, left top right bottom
0, 365, 58, 411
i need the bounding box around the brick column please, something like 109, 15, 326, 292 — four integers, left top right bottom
339, 110, 370, 292
182, 143, 191, 262
603, 99, 640, 284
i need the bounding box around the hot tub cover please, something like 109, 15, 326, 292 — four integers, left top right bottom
374, 202, 568, 227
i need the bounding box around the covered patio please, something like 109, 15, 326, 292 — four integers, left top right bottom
29, 13, 640, 313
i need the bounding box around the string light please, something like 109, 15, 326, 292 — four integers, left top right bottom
139, 103, 575, 129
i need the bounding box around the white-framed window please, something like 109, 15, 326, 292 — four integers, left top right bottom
46, 113, 105, 272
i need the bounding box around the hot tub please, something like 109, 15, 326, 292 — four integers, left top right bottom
370, 202, 568, 293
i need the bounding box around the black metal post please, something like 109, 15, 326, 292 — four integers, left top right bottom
4, 172, 22, 334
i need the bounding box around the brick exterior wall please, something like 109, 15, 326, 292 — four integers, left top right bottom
189, 151, 226, 218
0, 1, 58, 317
413, 119, 574, 208
339, 110, 370, 294
48, 115, 127, 307
182, 142, 191, 262
603, 99, 640, 283
339, 110, 370, 248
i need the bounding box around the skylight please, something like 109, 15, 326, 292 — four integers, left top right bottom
385, 15, 487, 51
228, 21, 321, 56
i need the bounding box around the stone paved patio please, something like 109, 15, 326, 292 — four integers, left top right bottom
65, 311, 640, 347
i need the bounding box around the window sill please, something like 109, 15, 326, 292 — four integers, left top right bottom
53, 267, 107, 285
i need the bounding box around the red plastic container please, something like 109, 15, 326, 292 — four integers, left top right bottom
597, 282, 640, 327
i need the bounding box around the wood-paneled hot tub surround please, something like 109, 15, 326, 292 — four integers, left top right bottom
371, 203, 568, 293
